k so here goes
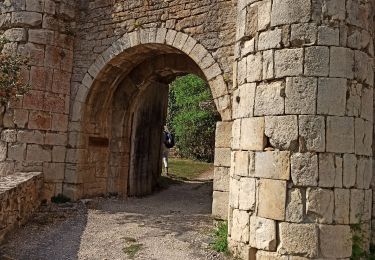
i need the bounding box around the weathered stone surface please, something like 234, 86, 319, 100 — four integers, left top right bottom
246, 53, 263, 82
231, 209, 250, 242
229, 177, 240, 208
317, 77, 347, 116
286, 188, 304, 222
258, 179, 286, 220
212, 191, 229, 220
254, 81, 284, 116
214, 148, 231, 167
330, 47, 354, 79
11, 11, 42, 27
213, 167, 230, 192
356, 157, 372, 189
354, 118, 372, 156
298, 115, 325, 152
326, 117, 354, 154
255, 151, 290, 180
265, 116, 298, 151
215, 122, 232, 148
346, 82, 362, 117
319, 225, 352, 258
233, 83, 256, 119
350, 189, 364, 224
306, 188, 334, 223
334, 188, 350, 224
317, 26, 339, 46
290, 23, 317, 46
258, 29, 282, 50
240, 117, 266, 151
291, 153, 318, 186
249, 216, 276, 251
233, 151, 251, 177
271, 0, 311, 26
318, 153, 342, 188
274, 48, 303, 77
285, 77, 317, 114
239, 177, 256, 211
304, 46, 329, 76
278, 223, 318, 257
262, 50, 274, 79
343, 154, 356, 188
361, 87, 373, 121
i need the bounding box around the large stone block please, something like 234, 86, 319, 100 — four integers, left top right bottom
290, 23, 317, 46
262, 50, 274, 79
43, 162, 65, 182
319, 225, 352, 258
26, 144, 51, 162
239, 177, 256, 211
233, 151, 253, 177
254, 81, 284, 116
318, 153, 342, 188
11, 11, 42, 27
229, 177, 240, 208
240, 117, 266, 151
265, 116, 298, 150
274, 48, 303, 77
231, 209, 250, 242
232, 83, 256, 119
326, 116, 354, 153
215, 121, 232, 148
214, 166, 229, 194
214, 148, 231, 167
255, 151, 290, 180
258, 29, 282, 50
356, 157, 372, 189
285, 77, 317, 114
291, 153, 318, 186
278, 223, 318, 257
343, 154, 356, 188
212, 191, 229, 220
330, 47, 354, 79
361, 87, 373, 121
350, 189, 364, 224
304, 46, 329, 76
354, 118, 372, 156
258, 179, 286, 220
286, 188, 304, 223
334, 188, 350, 224
306, 188, 334, 224
249, 216, 277, 251
231, 119, 241, 150
271, 0, 311, 26
317, 77, 347, 116
246, 53, 262, 82
298, 115, 325, 152
317, 26, 339, 46
346, 82, 362, 117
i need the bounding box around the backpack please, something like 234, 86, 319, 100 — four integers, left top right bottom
164, 131, 175, 148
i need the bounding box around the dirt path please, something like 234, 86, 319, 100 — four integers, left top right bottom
0, 176, 228, 260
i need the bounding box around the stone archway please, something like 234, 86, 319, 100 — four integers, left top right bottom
63, 29, 232, 207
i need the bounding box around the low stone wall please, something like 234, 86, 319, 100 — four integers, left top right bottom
0, 172, 43, 242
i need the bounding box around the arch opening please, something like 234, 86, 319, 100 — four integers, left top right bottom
69, 41, 226, 199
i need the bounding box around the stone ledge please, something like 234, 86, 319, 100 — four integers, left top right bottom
0, 172, 43, 243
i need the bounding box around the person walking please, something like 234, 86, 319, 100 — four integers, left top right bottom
162, 129, 175, 176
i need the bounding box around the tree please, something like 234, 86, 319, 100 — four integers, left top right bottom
0, 37, 30, 107
167, 74, 219, 162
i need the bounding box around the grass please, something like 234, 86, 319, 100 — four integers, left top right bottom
168, 158, 214, 180
211, 221, 229, 254
123, 243, 143, 259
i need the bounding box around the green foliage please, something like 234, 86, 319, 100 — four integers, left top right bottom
0, 36, 30, 106
167, 74, 219, 162
211, 221, 228, 254
51, 194, 71, 204
351, 224, 375, 260
123, 243, 143, 258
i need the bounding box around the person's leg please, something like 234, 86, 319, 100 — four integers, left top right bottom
162, 156, 168, 176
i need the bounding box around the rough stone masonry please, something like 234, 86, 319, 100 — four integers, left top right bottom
0, 0, 374, 259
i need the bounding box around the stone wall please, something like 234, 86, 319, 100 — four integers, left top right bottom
229, 0, 374, 258
0, 172, 43, 242
0, 0, 75, 199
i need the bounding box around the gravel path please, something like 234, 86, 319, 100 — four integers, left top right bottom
0, 176, 228, 260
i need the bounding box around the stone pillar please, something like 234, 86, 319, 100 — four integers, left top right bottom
0, 0, 76, 200
212, 121, 232, 220
230, 0, 374, 258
